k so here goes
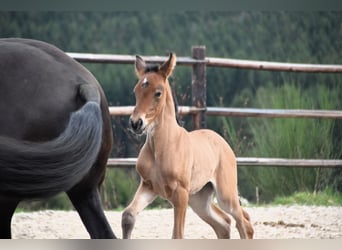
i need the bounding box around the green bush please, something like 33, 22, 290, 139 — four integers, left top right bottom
273, 188, 342, 206
18, 193, 73, 211
100, 168, 139, 210
101, 168, 171, 210
236, 83, 341, 202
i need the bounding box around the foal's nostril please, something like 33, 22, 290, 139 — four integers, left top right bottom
129, 118, 143, 132
137, 118, 143, 129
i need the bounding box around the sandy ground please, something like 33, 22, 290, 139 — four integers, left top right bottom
11, 205, 342, 239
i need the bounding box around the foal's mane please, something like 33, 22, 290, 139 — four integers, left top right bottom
143, 64, 160, 73
144, 63, 182, 126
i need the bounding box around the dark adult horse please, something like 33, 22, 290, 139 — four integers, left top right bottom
0, 38, 116, 238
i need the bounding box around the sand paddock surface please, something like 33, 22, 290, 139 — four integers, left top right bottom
12, 205, 342, 239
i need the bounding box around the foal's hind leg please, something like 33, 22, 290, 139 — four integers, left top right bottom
189, 183, 232, 239
0, 198, 19, 238
215, 172, 254, 239
216, 194, 253, 238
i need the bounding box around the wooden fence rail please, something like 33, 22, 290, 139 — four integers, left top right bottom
67, 47, 342, 168
67, 52, 342, 73
109, 106, 342, 119
107, 158, 342, 168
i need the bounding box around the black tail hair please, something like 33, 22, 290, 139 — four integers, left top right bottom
0, 102, 102, 199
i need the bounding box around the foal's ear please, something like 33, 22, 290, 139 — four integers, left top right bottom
135, 55, 146, 78
159, 52, 176, 79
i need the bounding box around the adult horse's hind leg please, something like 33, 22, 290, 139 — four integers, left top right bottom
0, 197, 19, 238
67, 187, 116, 239
189, 183, 232, 239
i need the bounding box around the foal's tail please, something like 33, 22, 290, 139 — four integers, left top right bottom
0, 89, 103, 199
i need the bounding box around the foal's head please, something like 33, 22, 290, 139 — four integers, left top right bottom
129, 53, 176, 135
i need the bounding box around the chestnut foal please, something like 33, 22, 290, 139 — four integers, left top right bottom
122, 53, 253, 239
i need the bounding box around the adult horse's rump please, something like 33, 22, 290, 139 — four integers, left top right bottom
0, 38, 115, 238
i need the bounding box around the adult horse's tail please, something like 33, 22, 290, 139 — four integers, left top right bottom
0, 89, 103, 199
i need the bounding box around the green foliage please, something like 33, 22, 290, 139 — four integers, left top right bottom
272, 188, 342, 206
1, 12, 341, 209
101, 168, 140, 210
18, 193, 73, 211
236, 83, 342, 202
101, 168, 171, 210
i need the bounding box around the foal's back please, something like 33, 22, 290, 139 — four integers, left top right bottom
188, 129, 237, 194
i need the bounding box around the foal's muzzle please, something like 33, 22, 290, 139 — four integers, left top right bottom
129, 117, 144, 135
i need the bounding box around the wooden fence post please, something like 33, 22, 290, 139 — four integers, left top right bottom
192, 46, 207, 129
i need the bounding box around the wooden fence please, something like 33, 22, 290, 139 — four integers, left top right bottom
67, 46, 342, 168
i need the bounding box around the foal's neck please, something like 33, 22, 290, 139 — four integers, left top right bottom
147, 82, 181, 146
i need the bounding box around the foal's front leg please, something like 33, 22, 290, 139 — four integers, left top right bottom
121, 180, 156, 239
170, 185, 189, 239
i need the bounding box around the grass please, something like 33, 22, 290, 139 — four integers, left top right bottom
272, 188, 342, 206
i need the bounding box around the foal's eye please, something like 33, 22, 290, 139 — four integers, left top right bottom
154, 91, 162, 98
